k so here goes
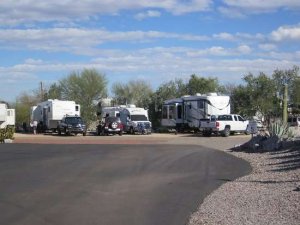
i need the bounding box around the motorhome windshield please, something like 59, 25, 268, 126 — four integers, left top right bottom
131, 115, 148, 121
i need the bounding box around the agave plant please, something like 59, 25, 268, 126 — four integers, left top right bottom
268, 121, 293, 141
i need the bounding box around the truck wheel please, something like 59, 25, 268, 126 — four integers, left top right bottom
58, 129, 61, 136
83, 132, 86, 136
223, 127, 230, 137
203, 130, 212, 137
119, 131, 123, 136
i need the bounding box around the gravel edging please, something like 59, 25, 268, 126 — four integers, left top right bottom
188, 142, 300, 225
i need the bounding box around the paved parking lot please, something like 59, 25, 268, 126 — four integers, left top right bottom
0, 139, 251, 225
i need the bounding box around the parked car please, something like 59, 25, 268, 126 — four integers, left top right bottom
97, 116, 123, 136
57, 115, 87, 136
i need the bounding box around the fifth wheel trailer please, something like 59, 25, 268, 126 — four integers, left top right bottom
161, 93, 230, 132
31, 99, 80, 132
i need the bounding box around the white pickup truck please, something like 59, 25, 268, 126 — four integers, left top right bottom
200, 114, 250, 137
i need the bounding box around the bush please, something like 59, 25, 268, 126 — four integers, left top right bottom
0, 127, 15, 143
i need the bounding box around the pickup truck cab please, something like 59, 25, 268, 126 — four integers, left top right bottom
200, 114, 249, 137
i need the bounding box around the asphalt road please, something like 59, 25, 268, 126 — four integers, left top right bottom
0, 144, 251, 225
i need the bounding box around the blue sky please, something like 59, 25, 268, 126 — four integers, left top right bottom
1, 0, 300, 102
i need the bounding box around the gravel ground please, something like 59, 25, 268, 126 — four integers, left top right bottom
188, 138, 300, 225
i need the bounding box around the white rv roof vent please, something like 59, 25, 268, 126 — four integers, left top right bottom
207, 92, 218, 96
195, 93, 202, 96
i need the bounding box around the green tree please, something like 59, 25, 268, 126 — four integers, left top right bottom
187, 74, 220, 95
231, 72, 278, 121
45, 83, 63, 100
230, 84, 250, 116
59, 68, 107, 126
219, 83, 237, 96
14, 92, 40, 127
245, 73, 277, 118
112, 80, 153, 108
156, 79, 186, 98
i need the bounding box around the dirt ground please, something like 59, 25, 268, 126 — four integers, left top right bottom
12, 132, 251, 152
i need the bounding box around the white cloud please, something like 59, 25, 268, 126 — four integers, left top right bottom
258, 51, 300, 61
0, 66, 37, 83
220, 0, 300, 17
258, 44, 277, 51
223, 0, 300, 11
134, 10, 161, 20
218, 6, 246, 18
167, 0, 212, 15
270, 24, 300, 42
24, 58, 45, 65
213, 32, 265, 42
213, 32, 236, 41
0, 28, 209, 54
236, 45, 252, 54
187, 45, 252, 57
0, 0, 212, 26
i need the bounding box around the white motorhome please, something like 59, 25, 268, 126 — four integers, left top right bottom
119, 105, 151, 134
161, 93, 230, 132
31, 99, 80, 132
99, 104, 152, 134
0, 103, 15, 129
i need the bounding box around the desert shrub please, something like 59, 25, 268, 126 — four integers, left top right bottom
0, 127, 15, 143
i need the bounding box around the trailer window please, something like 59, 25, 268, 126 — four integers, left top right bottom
162, 105, 168, 119
75, 106, 79, 111
197, 100, 204, 109
169, 105, 175, 119
177, 105, 182, 119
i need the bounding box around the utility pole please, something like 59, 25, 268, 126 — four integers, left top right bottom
283, 83, 288, 123
40, 81, 44, 101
